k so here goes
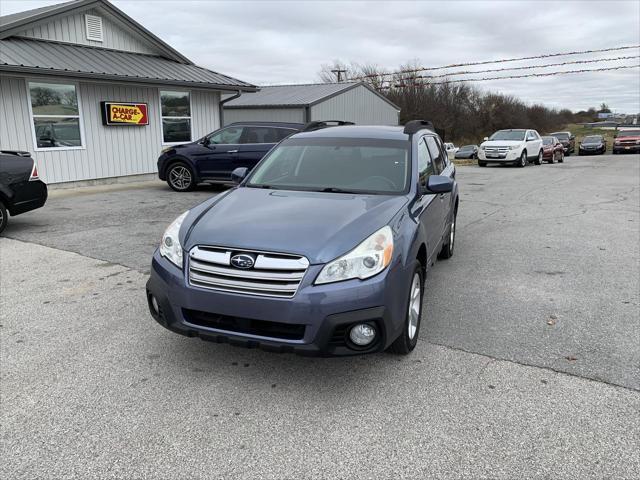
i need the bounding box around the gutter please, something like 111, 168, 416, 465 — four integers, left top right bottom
219, 90, 243, 126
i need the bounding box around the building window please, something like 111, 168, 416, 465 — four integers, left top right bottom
28, 82, 82, 149
160, 90, 191, 143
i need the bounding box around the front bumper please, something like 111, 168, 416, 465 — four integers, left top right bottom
9, 180, 47, 216
146, 250, 409, 356
477, 150, 520, 162
613, 144, 640, 153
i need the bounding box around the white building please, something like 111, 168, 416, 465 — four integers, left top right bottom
0, 0, 256, 185
223, 82, 400, 126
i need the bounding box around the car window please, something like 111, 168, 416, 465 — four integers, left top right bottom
241, 127, 288, 144
417, 138, 434, 185
425, 136, 446, 173
207, 126, 243, 144
275, 128, 296, 141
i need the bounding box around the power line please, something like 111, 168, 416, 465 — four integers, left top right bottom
379, 64, 640, 89
351, 45, 640, 80
395, 55, 640, 81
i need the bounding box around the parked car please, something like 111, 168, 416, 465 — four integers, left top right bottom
443, 142, 458, 157
146, 120, 459, 356
549, 131, 575, 155
612, 128, 640, 154
578, 135, 607, 155
0, 150, 48, 234
454, 145, 478, 160
541, 136, 565, 163
477, 129, 544, 167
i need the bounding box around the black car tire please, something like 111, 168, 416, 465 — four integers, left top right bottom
388, 262, 424, 355
0, 201, 7, 234
438, 210, 456, 260
478, 161, 487, 167
558, 151, 564, 163
166, 161, 196, 192
534, 150, 543, 165
517, 151, 527, 168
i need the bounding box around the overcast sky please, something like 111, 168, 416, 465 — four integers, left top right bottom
2, 0, 639, 113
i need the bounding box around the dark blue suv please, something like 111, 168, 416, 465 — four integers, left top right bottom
158, 122, 304, 191
146, 120, 459, 356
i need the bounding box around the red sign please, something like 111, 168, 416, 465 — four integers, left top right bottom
101, 102, 148, 126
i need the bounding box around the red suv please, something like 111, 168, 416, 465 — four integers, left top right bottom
613, 129, 640, 154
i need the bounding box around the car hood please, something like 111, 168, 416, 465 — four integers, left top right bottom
481, 140, 523, 147
184, 187, 408, 264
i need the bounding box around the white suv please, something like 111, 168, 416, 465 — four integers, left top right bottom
478, 129, 544, 167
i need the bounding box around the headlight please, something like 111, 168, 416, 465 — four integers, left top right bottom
315, 226, 393, 285
508, 145, 521, 150
160, 211, 189, 268
480, 145, 486, 151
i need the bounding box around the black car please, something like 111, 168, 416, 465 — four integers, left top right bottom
0, 150, 48, 234
454, 145, 478, 159
157, 121, 305, 191
578, 135, 607, 155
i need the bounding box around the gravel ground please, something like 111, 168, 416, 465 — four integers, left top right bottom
1, 153, 639, 478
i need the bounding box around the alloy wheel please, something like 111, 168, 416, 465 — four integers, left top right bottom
169, 166, 192, 190
407, 273, 421, 340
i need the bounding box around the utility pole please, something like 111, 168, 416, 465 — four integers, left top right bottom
331, 69, 347, 82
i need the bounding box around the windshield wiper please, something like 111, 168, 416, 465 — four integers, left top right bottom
246, 184, 275, 189
318, 187, 361, 194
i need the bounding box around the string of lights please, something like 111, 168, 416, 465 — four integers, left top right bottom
350, 45, 640, 80
378, 64, 640, 89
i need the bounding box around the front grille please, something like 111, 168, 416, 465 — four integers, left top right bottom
618, 140, 638, 145
188, 246, 309, 298
184, 309, 305, 340
484, 146, 509, 156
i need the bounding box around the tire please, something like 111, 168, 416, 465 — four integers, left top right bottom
478, 161, 487, 167
166, 161, 196, 192
388, 262, 424, 355
517, 151, 527, 168
438, 209, 456, 260
534, 150, 543, 165
548, 152, 555, 164
0, 201, 7, 235
558, 151, 564, 163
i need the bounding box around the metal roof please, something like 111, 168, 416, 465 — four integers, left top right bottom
224, 82, 400, 110
0, 37, 257, 91
0, 0, 192, 65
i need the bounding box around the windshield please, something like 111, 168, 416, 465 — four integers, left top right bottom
246, 137, 410, 194
552, 132, 570, 140
459, 145, 475, 151
542, 137, 554, 145
618, 130, 640, 137
489, 130, 526, 141
583, 136, 602, 143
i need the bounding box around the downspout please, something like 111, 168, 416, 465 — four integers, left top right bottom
219, 90, 242, 127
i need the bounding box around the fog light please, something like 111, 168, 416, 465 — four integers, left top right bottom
150, 295, 159, 314
349, 323, 376, 346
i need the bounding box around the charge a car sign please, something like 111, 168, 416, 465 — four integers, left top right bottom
101, 102, 148, 126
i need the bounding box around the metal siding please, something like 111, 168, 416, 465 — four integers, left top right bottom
224, 83, 359, 107
0, 73, 221, 184
310, 84, 399, 125
15, 8, 158, 55
223, 108, 305, 125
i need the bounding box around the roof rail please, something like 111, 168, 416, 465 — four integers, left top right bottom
403, 120, 435, 135
301, 120, 355, 132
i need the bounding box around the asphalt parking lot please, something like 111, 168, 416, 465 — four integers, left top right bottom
1, 153, 639, 479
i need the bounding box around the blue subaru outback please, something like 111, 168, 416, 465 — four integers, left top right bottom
146, 120, 459, 356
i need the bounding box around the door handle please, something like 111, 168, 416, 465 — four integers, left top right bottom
228, 150, 238, 153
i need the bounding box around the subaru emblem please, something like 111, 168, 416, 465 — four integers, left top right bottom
230, 254, 255, 269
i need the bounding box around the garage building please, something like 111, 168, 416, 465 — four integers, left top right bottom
223, 82, 400, 126
0, 0, 256, 185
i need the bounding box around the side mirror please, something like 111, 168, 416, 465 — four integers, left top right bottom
425, 175, 454, 194
231, 167, 248, 184
483, 137, 489, 141
200, 137, 209, 146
